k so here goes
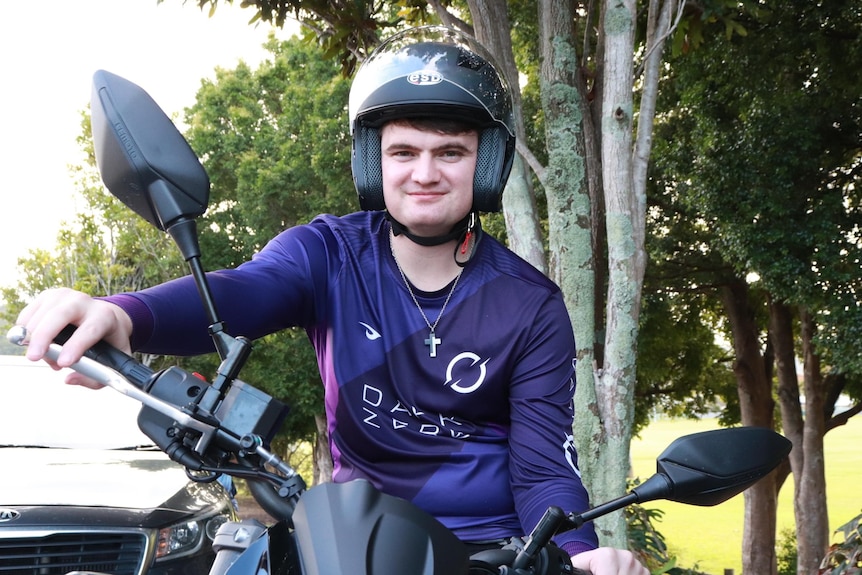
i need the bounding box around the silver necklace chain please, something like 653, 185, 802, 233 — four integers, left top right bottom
390, 231, 463, 357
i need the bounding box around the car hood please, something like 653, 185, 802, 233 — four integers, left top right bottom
0, 447, 203, 509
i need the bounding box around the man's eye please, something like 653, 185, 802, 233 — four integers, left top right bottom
441, 150, 465, 159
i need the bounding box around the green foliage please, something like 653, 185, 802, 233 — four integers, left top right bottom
635, 287, 737, 434
1, 187, 182, 320
820, 511, 862, 574
777, 527, 798, 575
668, 0, 764, 57
175, 0, 448, 74
626, 498, 672, 570
186, 36, 354, 263
651, 1, 862, 380
179, 35, 356, 443
639, 140, 741, 431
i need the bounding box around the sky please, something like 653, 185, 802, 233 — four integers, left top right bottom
0, 0, 295, 292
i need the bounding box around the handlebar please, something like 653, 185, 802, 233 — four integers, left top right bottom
49, 340, 218, 439
7, 324, 304, 522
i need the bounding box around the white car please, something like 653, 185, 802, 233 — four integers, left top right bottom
0, 355, 237, 575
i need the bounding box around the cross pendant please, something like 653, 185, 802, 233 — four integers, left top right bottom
425, 330, 441, 358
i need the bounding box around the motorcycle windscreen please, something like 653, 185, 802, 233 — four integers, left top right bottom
291, 479, 470, 575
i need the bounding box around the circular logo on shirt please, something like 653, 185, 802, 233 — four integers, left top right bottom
444, 352, 489, 394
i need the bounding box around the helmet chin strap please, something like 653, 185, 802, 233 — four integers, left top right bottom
386, 211, 481, 266
386, 211, 471, 247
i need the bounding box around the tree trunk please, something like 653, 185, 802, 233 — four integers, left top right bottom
772, 300, 844, 573
313, 412, 333, 484
721, 278, 779, 575
587, 0, 641, 549
796, 309, 830, 574
465, 0, 546, 272
584, 5, 607, 369
770, 299, 803, 468
539, 0, 608, 544
503, 155, 546, 272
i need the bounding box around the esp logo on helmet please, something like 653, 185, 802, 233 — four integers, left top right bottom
407, 71, 443, 85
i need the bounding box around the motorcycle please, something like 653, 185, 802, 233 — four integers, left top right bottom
8, 70, 793, 575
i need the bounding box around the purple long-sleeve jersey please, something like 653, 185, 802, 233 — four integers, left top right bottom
109, 212, 598, 554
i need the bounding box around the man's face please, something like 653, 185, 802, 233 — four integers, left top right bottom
380, 122, 477, 238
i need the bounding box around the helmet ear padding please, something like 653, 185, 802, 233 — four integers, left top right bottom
473, 126, 514, 213
352, 124, 514, 213
352, 125, 385, 211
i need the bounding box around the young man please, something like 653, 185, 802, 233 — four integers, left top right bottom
18, 26, 646, 574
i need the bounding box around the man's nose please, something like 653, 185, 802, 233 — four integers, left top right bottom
411, 155, 440, 184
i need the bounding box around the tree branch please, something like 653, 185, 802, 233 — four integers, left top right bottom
516, 140, 546, 187
827, 402, 862, 432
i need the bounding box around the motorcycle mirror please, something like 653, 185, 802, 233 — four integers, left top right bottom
553, 427, 791, 541
632, 426, 792, 507
90, 69, 209, 232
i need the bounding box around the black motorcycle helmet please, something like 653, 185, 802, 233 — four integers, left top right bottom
349, 26, 516, 213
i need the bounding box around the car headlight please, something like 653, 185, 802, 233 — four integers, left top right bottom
155, 512, 233, 560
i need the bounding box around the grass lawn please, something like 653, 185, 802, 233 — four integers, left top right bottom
629, 415, 861, 574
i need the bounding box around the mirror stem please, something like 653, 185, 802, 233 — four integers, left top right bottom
558, 492, 640, 534
559, 472, 673, 534
166, 217, 253, 413
167, 217, 233, 360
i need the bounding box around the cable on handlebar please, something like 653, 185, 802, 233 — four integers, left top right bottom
237, 456, 303, 526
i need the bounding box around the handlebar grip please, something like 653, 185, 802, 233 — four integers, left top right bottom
56, 325, 155, 388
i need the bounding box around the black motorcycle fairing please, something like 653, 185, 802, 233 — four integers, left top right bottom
290, 479, 471, 575
212, 520, 298, 575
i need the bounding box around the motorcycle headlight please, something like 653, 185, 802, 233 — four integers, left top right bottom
155, 512, 232, 560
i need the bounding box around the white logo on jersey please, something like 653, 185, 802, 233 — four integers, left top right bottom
444, 352, 490, 394
563, 433, 582, 477
361, 383, 471, 438
359, 321, 382, 340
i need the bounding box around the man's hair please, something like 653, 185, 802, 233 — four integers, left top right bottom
387, 116, 480, 136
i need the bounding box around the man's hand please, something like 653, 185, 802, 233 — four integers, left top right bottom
15, 287, 133, 388
571, 547, 649, 575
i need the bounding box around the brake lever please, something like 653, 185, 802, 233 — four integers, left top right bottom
36, 338, 220, 443
6, 326, 210, 438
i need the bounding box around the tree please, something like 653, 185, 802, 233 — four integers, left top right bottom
516, 0, 695, 547
650, 3, 862, 572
